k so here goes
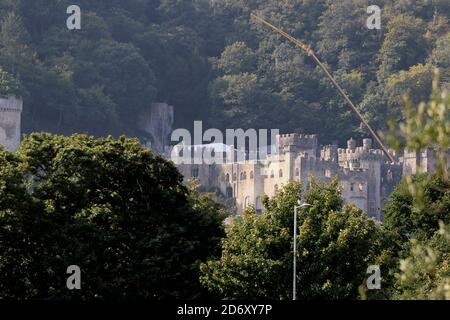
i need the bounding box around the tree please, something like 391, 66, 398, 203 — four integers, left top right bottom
1, 0, 446, 146
394, 222, 450, 300
386, 70, 450, 300
383, 173, 450, 242
318, 69, 367, 142
384, 63, 434, 120
200, 179, 392, 299
0, 133, 225, 299
378, 14, 427, 80
80, 39, 157, 134
216, 41, 257, 75
387, 70, 449, 186
317, 0, 379, 72
360, 82, 389, 132
0, 66, 21, 96
431, 32, 450, 76
209, 72, 280, 129
425, 15, 450, 45
0, 11, 33, 72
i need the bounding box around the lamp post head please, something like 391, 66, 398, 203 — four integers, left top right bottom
296, 199, 311, 208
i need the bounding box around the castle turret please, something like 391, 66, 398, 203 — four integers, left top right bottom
277, 133, 318, 157
363, 138, 372, 151
321, 144, 338, 162
347, 138, 356, 151
0, 96, 22, 152
138, 102, 174, 154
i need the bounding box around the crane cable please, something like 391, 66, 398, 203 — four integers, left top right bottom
251, 13, 395, 163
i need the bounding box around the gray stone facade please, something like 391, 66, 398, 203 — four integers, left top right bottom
177, 134, 406, 221
1, 97, 445, 222
138, 102, 174, 154
0, 96, 23, 152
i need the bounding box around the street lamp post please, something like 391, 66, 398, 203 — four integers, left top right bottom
293, 205, 298, 301
293, 201, 310, 301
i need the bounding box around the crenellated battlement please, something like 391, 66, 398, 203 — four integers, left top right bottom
0, 96, 23, 112
320, 144, 338, 162
174, 132, 407, 220
277, 133, 318, 152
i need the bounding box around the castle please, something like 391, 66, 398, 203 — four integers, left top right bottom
138, 102, 174, 154
1, 99, 446, 221
176, 134, 405, 220
0, 96, 22, 152
175, 129, 448, 220
0, 98, 173, 155
86, 101, 450, 221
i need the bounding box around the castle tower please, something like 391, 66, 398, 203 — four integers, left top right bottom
321, 144, 338, 162
347, 138, 356, 151
0, 96, 23, 152
138, 102, 174, 154
363, 138, 372, 152
276, 133, 318, 158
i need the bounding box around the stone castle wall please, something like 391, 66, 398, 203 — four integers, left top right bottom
402, 148, 450, 175
0, 96, 23, 152
178, 137, 400, 220
138, 102, 174, 154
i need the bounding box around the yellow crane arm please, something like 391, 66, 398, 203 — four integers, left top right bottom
251, 13, 395, 163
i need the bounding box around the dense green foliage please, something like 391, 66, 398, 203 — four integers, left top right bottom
0, 133, 225, 299
0, 0, 449, 144
200, 180, 394, 299
0, 0, 448, 301
394, 222, 450, 299
199, 74, 450, 300
385, 72, 449, 300
0, 66, 20, 96
382, 172, 449, 299
208, 0, 450, 143
384, 174, 450, 242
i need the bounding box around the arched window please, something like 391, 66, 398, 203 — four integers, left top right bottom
274, 184, 279, 194
226, 173, 230, 182
358, 183, 364, 192
350, 183, 354, 192
250, 171, 254, 179
270, 170, 274, 178
240, 172, 244, 180
243, 171, 247, 179
295, 168, 300, 177
233, 173, 237, 181
279, 169, 283, 178
192, 167, 199, 177
244, 196, 250, 208
226, 187, 233, 198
